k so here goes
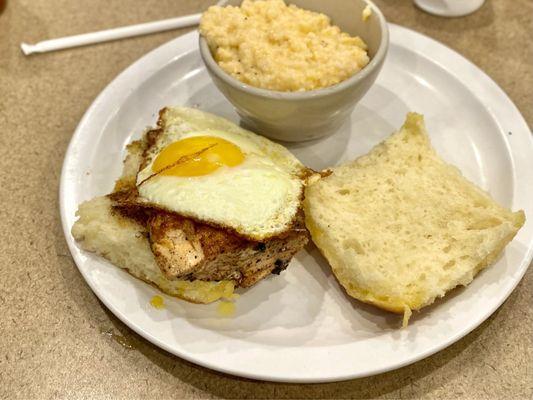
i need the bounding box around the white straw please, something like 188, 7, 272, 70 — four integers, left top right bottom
21, 13, 201, 55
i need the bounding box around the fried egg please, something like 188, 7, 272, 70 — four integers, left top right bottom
136, 107, 308, 240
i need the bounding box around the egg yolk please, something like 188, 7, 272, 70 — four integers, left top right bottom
152, 136, 245, 177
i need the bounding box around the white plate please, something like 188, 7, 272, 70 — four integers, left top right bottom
60, 24, 533, 383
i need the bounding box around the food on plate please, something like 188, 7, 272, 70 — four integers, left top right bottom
72, 107, 310, 303
150, 295, 165, 309
200, 0, 369, 92
135, 107, 307, 241
72, 194, 236, 303
304, 113, 525, 325
72, 146, 235, 304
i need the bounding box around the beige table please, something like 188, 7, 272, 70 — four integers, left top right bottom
1, 0, 531, 398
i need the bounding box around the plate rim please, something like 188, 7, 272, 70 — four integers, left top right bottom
59, 23, 533, 383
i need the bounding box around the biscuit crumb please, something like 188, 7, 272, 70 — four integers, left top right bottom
402, 305, 412, 328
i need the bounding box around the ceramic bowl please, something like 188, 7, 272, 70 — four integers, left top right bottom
199, 0, 389, 142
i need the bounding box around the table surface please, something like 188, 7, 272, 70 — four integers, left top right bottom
1, 0, 532, 398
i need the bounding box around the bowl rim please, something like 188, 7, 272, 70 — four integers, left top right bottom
199, 0, 389, 100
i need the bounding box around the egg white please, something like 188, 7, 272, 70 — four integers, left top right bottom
136, 108, 307, 240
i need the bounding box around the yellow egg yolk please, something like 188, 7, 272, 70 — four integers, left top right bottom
150, 295, 165, 309
217, 301, 236, 317
152, 136, 245, 177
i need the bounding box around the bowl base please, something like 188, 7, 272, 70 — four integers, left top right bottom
237, 113, 349, 143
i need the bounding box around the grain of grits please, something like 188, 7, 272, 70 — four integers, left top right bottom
200, 0, 370, 92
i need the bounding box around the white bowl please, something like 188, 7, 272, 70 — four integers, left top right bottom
199, 0, 389, 142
